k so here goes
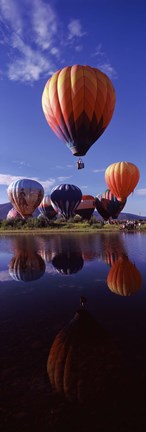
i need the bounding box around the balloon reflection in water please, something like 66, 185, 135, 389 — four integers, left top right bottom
47, 305, 120, 404
52, 251, 84, 275
9, 251, 45, 282
107, 255, 142, 296
97, 233, 127, 266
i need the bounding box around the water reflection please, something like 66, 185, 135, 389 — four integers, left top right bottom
52, 251, 84, 275
9, 236, 46, 282
47, 302, 120, 404
98, 233, 127, 265
107, 254, 142, 296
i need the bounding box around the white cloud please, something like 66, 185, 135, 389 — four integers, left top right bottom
13, 160, 31, 167
80, 185, 88, 189
97, 63, 117, 79
0, 173, 55, 192
92, 43, 104, 57
67, 19, 86, 40
31, 0, 57, 50
75, 45, 83, 52
0, 0, 22, 34
57, 176, 72, 182
92, 168, 105, 173
0, 270, 12, 282
135, 189, 146, 196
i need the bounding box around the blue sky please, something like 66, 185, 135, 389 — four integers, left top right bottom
0, 0, 146, 215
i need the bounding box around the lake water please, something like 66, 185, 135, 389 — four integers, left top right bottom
1, 232, 146, 432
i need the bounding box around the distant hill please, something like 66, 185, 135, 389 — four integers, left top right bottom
93, 210, 146, 221
0, 202, 145, 222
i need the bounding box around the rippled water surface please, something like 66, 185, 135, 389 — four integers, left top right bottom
1, 232, 146, 432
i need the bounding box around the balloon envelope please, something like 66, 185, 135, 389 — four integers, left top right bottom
9, 251, 46, 282
75, 195, 95, 220
52, 251, 84, 275
51, 184, 82, 219
105, 162, 140, 201
7, 207, 22, 220
107, 255, 142, 296
42, 64, 116, 157
95, 189, 126, 220
38, 195, 57, 220
7, 179, 44, 218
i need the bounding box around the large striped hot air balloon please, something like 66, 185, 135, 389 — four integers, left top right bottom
105, 162, 140, 202
9, 251, 45, 282
95, 189, 126, 220
42, 65, 116, 164
7, 179, 44, 218
75, 195, 95, 220
50, 184, 82, 219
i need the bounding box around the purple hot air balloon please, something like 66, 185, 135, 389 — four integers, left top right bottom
51, 184, 82, 219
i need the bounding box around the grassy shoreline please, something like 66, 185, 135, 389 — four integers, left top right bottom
0, 223, 146, 234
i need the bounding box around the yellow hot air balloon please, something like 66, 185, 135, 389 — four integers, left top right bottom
105, 162, 140, 201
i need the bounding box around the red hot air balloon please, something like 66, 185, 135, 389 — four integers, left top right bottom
42, 65, 116, 167
95, 189, 126, 221
75, 195, 95, 220
7, 179, 44, 218
105, 162, 140, 202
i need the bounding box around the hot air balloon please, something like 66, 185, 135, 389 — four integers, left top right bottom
7, 207, 22, 220
107, 255, 142, 296
75, 195, 95, 220
7, 179, 44, 218
42, 65, 116, 168
47, 305, 120, 404
95, 189, 126, 221
9, 251, 45, 282
105, 162, 140, 202
50, 184, 82, 219
38, 195, 57, 220
52, 251, 84, 275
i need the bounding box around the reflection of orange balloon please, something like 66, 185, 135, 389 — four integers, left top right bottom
105, 162, 140, 201
47, 309, 119, 404
42, 65, 116, 157
107, 255, 142, 296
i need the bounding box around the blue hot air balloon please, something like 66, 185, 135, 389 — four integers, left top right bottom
95, 189, 126, 221
50, 184, 82, 219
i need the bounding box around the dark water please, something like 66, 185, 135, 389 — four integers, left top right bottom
1, 232, 146, 432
